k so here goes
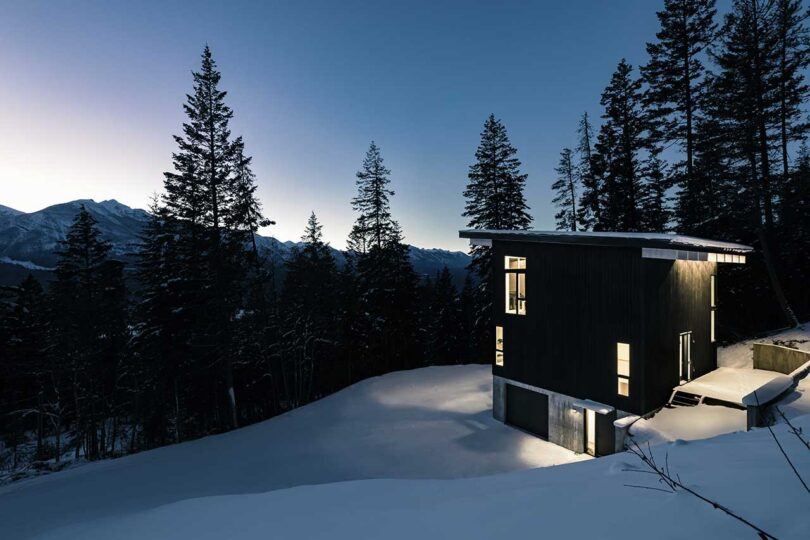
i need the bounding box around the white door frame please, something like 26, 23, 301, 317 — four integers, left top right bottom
679, 331, 692, 381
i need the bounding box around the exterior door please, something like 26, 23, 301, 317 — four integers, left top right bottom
679, 331, 692, 381
585, 409, 596, 456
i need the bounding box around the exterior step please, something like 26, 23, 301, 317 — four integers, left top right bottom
669, 391, 701, 407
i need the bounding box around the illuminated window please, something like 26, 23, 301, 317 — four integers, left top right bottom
617, 342, 630, 396
495, 326, 504, 366
504, 256, 526, 315
710, 275, 716, 343
504, 256, 526, 270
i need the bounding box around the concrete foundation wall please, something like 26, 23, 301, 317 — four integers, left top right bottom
494, 376, 597, 454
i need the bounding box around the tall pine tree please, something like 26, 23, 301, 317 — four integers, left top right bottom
641, 0, 717, 231
463, 115, 531, 359
552, 147, 579, 231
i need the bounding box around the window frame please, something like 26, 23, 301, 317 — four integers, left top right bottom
495, 325, 504, 366
617, 342, 630, 397
504, 256, 527, 316
710, 275, 717, 343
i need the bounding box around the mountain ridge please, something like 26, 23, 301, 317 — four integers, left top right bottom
0, 199, 470, 285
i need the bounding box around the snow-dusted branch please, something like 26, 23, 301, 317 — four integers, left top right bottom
625, 440, 777, 539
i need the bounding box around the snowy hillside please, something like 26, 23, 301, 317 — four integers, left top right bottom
1, 361, 809, 539
0, 365, 584, 539
0, 199, 471, 283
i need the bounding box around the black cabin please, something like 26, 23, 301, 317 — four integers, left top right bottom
459, 229, 753, 456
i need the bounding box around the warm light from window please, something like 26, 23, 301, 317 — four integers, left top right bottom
495, 326, 504, 366
505, 258, 526, 316
504, 256, 526, 269
617, 378, 630, 396
617, 342, 630, 396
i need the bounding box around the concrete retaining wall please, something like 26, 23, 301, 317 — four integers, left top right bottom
753, 343, 810, 376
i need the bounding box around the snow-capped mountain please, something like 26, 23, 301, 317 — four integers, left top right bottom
0, 200, 470, 285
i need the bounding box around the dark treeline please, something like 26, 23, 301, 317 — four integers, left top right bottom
0, 48, 485, 467
550, 0, 810, 338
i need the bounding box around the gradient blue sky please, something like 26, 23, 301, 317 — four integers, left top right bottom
1, 0, 704, 250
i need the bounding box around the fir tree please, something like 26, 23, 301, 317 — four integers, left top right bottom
463, 114, 531, 360
51, 206, 127, 460
712, 0, 798, 327
348, 144, 419, 374
348, 142, 399, 253
640, 147, 672, 232
595, 60, 647, 231
642, 0, 717, 230
426, 267, 463, 365
773, 0, 810, 180
552, 147, 579, 231
156, 46, 270, 432
576, 112, 601, 230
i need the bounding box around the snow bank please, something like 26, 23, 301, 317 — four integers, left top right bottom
629, 404, 746, 447
35, 415, 810, 540
0, 365, 585, 539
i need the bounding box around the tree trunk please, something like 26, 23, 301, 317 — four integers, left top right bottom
758, 228, 800, 327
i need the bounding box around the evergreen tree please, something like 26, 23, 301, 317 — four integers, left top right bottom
425, 267, 463, 365
348, 142, 399, 253
642, 0, 717, 230
552, 148, 579, 231
576, 112, 601, 230
640, 147, 672, 231
348, 143, 419, 375
595, 60, 647, 231
712, 0, 798, 327
51, 206, 127, 460
463, 114, 531, 359
773, 0, 810, 180
280, 213, 339, 405
154, 46, 270, 432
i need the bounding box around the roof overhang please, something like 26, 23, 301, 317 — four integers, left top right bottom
572, 399, 614, 415
459, 229, 753, 255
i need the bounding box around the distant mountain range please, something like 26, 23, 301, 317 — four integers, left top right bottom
0, 199, 471, 287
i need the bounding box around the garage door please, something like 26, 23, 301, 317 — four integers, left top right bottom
505, 384, 548, 439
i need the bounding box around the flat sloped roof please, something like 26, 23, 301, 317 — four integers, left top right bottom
459, 229, 753, 253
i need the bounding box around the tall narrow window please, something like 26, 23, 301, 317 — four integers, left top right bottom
710, 275, 717, 343
495, 326, 504, 366
617, 342, 630, 396
504, 256, 526, 315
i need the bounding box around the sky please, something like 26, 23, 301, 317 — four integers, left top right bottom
1, 0, 682, 251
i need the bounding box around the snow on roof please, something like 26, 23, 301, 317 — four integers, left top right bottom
572, 399, 614, 414
679, 367, 793, 406
459, 229, 753, 253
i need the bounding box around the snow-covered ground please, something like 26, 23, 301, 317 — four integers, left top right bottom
0, 365, 585, 539
630, 403, 747, 446
3, 328, 810, 539
29, 413, 810, 540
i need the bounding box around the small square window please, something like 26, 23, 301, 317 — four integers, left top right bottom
617, 378, 629, 397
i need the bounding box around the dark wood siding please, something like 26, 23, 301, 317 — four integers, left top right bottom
491, 240, 717, 416
641, 259, 717, 411
493, 241, 645, 414
505, 385, 548, 438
